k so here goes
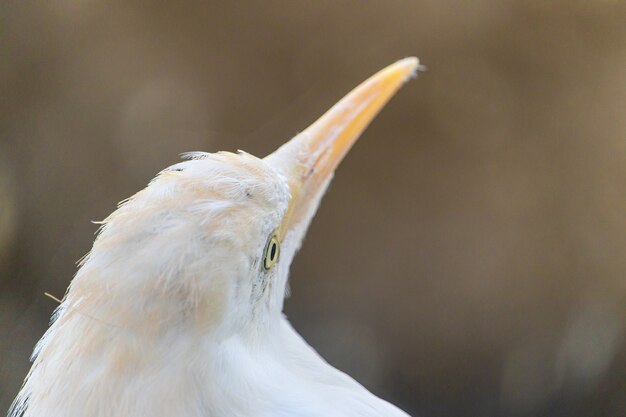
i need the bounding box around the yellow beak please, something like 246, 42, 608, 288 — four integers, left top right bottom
265, 57, 420, 240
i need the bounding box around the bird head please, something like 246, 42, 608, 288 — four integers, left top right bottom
64, 58, 419, 345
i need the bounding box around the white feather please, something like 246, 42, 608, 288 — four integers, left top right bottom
10, 152, 408, 417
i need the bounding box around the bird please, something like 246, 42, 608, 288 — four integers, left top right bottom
10, 57, 420, 417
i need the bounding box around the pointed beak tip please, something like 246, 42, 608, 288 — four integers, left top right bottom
394, 57, 422, 82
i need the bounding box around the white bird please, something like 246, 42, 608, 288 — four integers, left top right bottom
10, 58, 420, 417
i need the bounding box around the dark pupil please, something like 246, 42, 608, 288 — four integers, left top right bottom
270, 242, 277, 261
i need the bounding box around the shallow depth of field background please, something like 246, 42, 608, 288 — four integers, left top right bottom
1, 2, 625, 416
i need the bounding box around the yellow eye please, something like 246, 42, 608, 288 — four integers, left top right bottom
263, 235, 280, 270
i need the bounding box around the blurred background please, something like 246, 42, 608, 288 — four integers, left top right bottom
1, 1, 625, 416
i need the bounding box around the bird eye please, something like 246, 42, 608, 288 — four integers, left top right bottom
263, 234, 280, 270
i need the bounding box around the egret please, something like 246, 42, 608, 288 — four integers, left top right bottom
11, 58, 420, 417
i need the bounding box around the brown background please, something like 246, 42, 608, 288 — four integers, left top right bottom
1, 1, 625, 416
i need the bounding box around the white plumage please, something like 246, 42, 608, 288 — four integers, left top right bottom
11, 58, 419, 417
